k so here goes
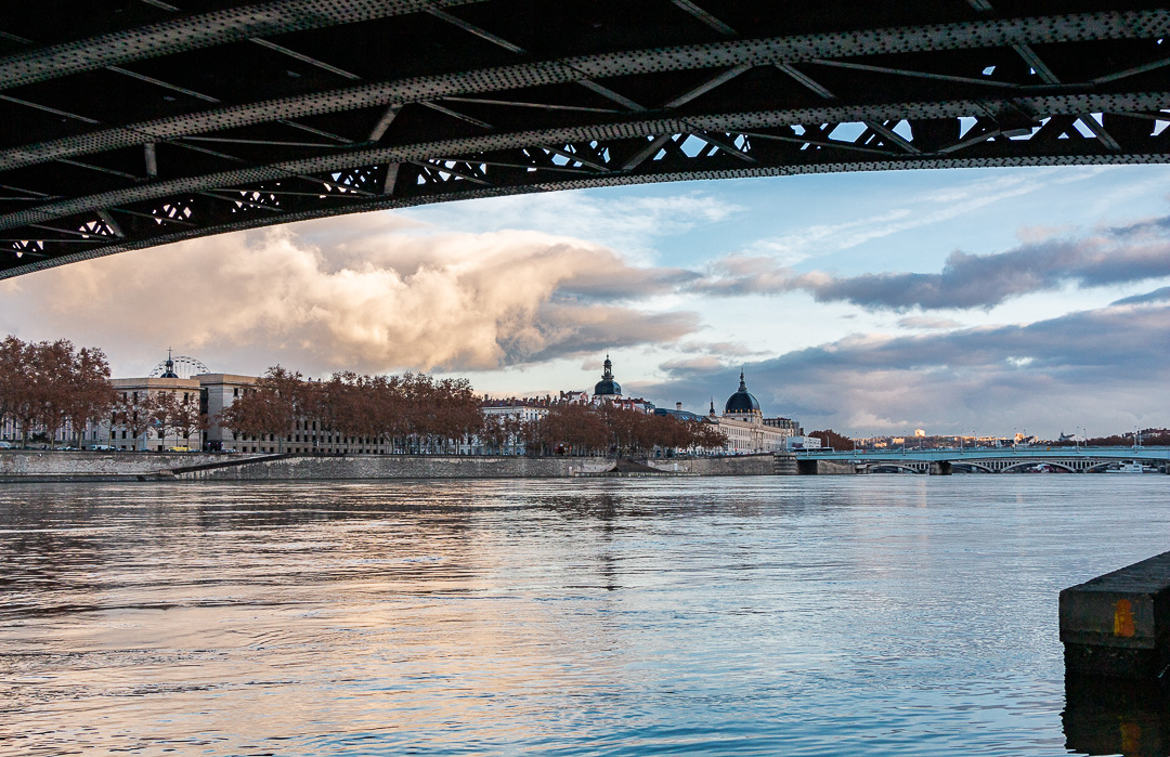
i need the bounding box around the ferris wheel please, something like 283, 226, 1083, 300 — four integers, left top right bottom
149, 354, 210, 379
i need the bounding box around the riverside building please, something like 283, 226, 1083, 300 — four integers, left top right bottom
4, 351, 805, 458
709, 371, 795, 454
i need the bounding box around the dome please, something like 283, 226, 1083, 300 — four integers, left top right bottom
593, 355, 622, 396
724, 371, 760, 414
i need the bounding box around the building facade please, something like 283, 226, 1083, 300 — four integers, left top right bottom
709, 372, 794, 454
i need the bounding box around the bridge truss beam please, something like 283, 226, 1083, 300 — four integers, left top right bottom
1, 1, 1169, 277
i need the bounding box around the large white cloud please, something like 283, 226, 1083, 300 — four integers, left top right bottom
0, 218, 700, 377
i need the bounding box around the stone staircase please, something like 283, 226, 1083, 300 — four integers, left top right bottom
773, 452, 798, 475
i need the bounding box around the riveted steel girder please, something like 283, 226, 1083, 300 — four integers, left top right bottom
1, 0, 1169, 278
0, 0, 486, 90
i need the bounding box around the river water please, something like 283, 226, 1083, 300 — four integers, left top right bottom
1, 476, 1169, 755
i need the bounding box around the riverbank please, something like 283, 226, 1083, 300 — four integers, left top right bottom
0, 450, 798, 481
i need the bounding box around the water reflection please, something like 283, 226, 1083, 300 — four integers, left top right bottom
1064, 675, 1170, 756
1, 477, 1170, 755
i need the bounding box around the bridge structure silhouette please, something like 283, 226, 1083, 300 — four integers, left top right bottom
795, 445, 1170, 473
1, 1, 1169, 279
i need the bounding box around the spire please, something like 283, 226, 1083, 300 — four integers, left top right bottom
601, 354, 613, 380
709, 397, 716, 416
160, 346, 178, 378
738, 367, 747, 391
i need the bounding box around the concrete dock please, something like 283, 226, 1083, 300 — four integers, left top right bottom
1060, 551, 1170, 679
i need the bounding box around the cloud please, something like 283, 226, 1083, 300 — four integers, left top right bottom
0, 218, 702, 376
897, 316, 963, 330
676, 340, 772, 357
1112, 286, 1170, 306
500, 303, 698, 364
644, 302, 1170, 437
1016, 224, 1074, 244
554, 265, 700, 301
694, 220, 1170, 310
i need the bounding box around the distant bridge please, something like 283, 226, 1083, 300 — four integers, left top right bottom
2, 1, 1170, 278
794, 446, 1170, 474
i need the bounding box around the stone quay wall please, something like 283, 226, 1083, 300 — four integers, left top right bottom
177, 454, 616, 481
0, 450, 235, 479
0, 451, 809, 481
178, 454, 788, 480
646, 454, 780, 476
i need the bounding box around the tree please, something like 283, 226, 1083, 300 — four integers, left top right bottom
538, 404, 607, 455
693, 422, 728, 453
28, 340, 75, 448
809, 429, 853, 451
113, 391, 156, 450
478, 412, 510, 454
218, 366, 303, 451
149, 390, 204, 449
168, 391, 205, 447
63, 346, 114, 448
0, 336, 29, 443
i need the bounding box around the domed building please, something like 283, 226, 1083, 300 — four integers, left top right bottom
723, 370, 762, 423
593, 355, 622, 401
710, 369, 794, 454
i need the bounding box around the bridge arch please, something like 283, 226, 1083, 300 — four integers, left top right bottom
868, 463, 927, 475
1, 2, 1169, 278
949, 460, 995, 473
984, 460, 1078, 473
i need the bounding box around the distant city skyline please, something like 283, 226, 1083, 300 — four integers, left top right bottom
2, 163, 1169, 438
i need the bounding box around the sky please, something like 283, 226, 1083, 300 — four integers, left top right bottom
2, 163, 1170, 439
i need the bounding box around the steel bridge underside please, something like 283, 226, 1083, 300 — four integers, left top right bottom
2, 1, 1170, 278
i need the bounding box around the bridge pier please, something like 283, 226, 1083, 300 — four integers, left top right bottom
796, 459, 857, 475
929, 461, 952, 475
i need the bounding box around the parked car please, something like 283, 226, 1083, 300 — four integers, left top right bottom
166, 446, 191, 452
86, 444, 116, 451
0, 441, 13, 449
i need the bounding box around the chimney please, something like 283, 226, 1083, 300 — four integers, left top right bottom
676, 402, 683, 411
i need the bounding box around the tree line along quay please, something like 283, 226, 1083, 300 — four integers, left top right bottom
218, 367, 728, 456
0, 335, 727, 457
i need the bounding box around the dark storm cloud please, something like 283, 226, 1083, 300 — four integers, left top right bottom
643, 303, 1170, 436
555, 266, 702, 301
1112, 286, 1170, 306
693, 219, 1170, 310
499, 303, 701, 365
1107, 213, 1170, 237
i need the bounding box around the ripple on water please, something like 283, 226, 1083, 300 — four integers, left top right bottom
1, 476, 1168, 755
